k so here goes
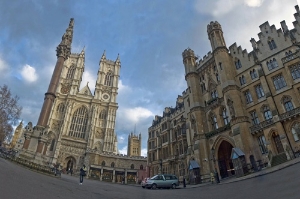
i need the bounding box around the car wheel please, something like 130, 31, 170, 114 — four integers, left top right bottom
151, 184, 157, 189
171, 184, 176, 189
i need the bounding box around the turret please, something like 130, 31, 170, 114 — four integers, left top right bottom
182, 48, 197, 75
207, 21, 226, 51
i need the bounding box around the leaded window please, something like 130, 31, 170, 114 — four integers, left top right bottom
267, 58, 279, 70
258, 135, 268, 154
284, 101, 294, 111
250, 69, 258, 79
222, 108, 230, 125
255, 84, 265, 99
268, 39, 277, 50
273, 74, 287, 90
239, 75, 246, 85
66, 65, 76, 79
210, 115, 218, 130
235, 59, 242, 69
263, 106, 272, 120
290, 63, 300, 80
104, 72, 113, 86
250, 111, 260, 125
244, 90, 253, 104
211, 90, 218, 99
69, 106, 88, 139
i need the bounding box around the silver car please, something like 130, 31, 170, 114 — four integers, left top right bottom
145, 174, 179, 189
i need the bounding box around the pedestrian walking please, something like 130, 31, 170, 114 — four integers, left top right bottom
79, 164, 87, 185
183, 177, 186, 188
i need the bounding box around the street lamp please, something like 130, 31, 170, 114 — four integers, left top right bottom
211, 147, 220, 183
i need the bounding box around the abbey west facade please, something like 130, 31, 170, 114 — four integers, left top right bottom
19, 19, 146, 183
148, 5, 300, 183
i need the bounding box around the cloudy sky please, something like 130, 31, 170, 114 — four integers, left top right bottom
0, 0, 298, 156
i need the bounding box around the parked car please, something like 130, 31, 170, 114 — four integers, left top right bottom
141, 178, 149, 188
145, 174, 179, 189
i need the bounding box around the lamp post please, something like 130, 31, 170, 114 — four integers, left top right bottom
211, 147, 220, 183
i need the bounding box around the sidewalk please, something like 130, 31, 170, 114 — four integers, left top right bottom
177, 157, 300, 189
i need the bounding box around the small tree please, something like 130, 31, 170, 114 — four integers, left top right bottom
0, 84, 22, 143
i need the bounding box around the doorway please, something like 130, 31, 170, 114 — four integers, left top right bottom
272, 132, 284, 154
217, 141, 234, 179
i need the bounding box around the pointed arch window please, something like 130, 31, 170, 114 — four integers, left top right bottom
267, 58, 279, 71
250, 69, 258, 79
104, 72, 113, 86
235, 59, 242, 69
68, 106, 88, 139
255, 84, 265, 99
282, 96, 294, 111
239, 75, 246, 85
210, 114, 218, 130
250, 111, 260, 125
262, 106, 272, 120
222, 108, 230, 125
101, 161, 106, 166
66, 65, 76, 79
290, 63, 300, 80
211, 90, 218, 99
111, 162, 115, 168
268, 39, 277, 50
131, 164, 134, 169
272, 74, 286, 90
244, 90, 253, 104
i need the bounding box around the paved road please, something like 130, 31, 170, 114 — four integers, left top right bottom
0, 157, 299, 199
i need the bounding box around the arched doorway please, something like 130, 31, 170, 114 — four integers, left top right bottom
65, 156, 76, 172
272, 132, 284, 154
217, 141, 234, 179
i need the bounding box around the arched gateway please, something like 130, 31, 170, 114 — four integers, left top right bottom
217, 141, 235, 179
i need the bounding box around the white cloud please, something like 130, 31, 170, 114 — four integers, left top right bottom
244, 0, 264, 7
0, 56, 7, 72
118, 145, 127, 155
194, 0, 240, 17
20, 64, 38, 82
81, 70, 96, 93
118, 135, 125, 144
121, 107, 154, 123
118, 79, 132, 93
141, 148, 147, 157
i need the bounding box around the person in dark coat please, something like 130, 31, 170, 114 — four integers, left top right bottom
183, 177, 186, 188
79, 165, 87, 185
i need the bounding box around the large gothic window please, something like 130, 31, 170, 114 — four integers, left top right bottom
66, 65, 76, 79
104, 72, 113, 86
69, 106, 88, 139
